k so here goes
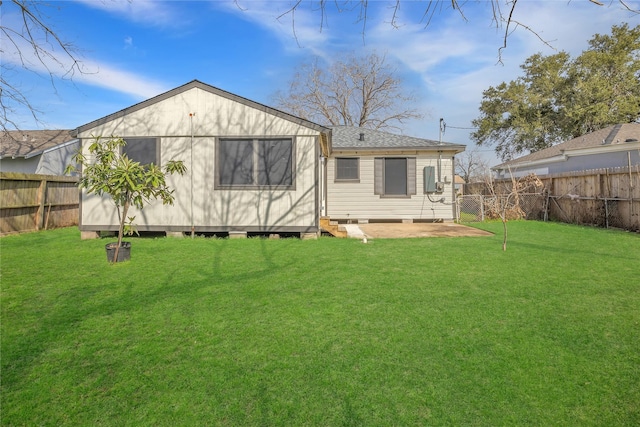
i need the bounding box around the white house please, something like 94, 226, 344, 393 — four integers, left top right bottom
73, 80, 330, 238
73, 80, 465, 238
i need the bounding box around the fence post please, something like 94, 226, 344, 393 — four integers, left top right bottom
35, 178, 47, 231
544, 189, 550, 222
480, 195, 484, 222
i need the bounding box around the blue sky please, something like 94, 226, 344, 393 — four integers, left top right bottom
3, 0, 639, 165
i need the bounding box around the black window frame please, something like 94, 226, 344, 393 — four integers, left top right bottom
335, 157, 360, 182
215, 137, 296, 190
121, 137, 160, 166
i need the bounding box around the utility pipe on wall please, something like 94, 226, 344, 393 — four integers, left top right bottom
189, 113, 195, 238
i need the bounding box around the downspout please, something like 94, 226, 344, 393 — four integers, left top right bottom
320, 155, 326, 217
189, 113, 195, 238
438, 118, 444, 184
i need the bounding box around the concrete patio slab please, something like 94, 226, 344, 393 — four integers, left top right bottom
347, 222, 493, 239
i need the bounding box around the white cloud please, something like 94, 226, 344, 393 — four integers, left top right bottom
213, 0, 333, 59
75, 0, 186, 28
74, 60, 169, 99
1, 23, 167, 100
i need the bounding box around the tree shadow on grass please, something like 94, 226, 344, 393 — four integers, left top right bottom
1, 236, 298, 401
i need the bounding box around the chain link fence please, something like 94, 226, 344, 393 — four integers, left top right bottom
456, 193, 545, 223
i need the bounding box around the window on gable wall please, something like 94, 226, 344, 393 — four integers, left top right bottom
374, 157, 416, 197
122, 138, 160, 166
216, 138, 295, 189
335, 157, 359, 181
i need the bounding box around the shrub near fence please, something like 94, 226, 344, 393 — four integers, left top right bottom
457, 193, 545, 223
0, 172, 79, 235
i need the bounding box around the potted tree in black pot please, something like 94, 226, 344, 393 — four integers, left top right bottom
67, 136, 186, 263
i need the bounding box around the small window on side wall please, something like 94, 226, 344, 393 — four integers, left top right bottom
122, 138, 160, 166
335, 157, 359, 182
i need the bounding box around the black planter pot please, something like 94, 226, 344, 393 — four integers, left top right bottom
105, 241, 131, 263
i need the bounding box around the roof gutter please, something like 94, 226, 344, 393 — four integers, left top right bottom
492, 154, 568, 171
332, 144, 466, 154
563, 140, 640, 156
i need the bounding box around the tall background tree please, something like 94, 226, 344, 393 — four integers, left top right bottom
455, 147, 490, 184
471, 24, 640, 161
274, 53, 422, 131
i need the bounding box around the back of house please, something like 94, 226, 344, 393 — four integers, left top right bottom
324, 126, 465, 224
74, 80, 329, 238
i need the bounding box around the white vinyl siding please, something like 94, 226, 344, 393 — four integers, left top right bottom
327, 154, 456, 221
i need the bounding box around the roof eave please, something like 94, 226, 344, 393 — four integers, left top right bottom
492, 154, 567, 171
333, 144, 466, 153
564, 140, 640, 156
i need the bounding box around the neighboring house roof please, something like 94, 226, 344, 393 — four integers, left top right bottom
329, 125, 465, 152
73, 79, 331, 136
1, 129, 75, 159
493, 123, 640, 170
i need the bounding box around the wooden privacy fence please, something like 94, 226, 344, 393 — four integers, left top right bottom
541, 166, 639, 231
0, 172, 79, 235
461, 166, 640, 231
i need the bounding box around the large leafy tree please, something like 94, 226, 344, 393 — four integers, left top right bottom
472, 24, 640, 161
274, 53, 422, 131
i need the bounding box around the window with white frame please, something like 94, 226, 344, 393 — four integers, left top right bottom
216, 138, 294, 189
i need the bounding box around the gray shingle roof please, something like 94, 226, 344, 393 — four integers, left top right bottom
494, 123, 640, 168
330, 126, 465, 151
1, 130, 74, 159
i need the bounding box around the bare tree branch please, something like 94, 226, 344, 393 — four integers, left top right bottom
619, 0, 640, 13
251, 0, 639, 61
1, 0, 86, 132
455, 147, 490, 184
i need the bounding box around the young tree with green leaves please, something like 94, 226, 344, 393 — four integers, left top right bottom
472, 24, 640, 161
67, 136, 186, 263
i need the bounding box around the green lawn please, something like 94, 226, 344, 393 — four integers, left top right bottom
1, 222, 639, 426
